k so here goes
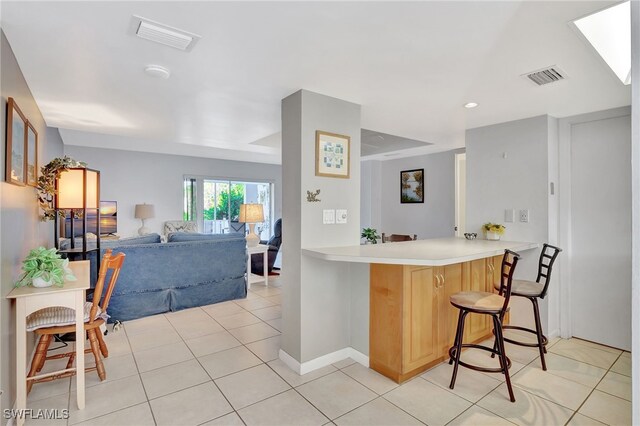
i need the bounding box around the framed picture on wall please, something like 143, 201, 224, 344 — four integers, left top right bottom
26, 121, 38, 187
400, 168, 424, 203
315, 130, 350, 178
5, 97, 27, 186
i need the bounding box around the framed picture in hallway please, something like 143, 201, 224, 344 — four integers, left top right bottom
5, 97, 27, 186
315, 130, 350, 178
400, 168, 424, 203
26, 121, 38, 187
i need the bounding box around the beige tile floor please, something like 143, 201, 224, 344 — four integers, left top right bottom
24, 276, 632, 426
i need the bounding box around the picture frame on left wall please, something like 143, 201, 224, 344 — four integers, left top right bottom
26, 121, 38, 186
5, 97, 27, 186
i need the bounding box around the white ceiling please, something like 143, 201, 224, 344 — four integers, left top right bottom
0, 1, 631, 164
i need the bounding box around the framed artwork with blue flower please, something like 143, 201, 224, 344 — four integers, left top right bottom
315, 130, 350, 179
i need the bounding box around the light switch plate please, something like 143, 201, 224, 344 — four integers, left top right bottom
336, 209, 348, 224
323, 209, 336, 224
519, 209, 530, 223
505, 209, 515, 223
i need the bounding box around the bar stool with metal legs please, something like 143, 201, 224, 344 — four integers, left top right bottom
448, 249, 521, 402
493, 243, 562, 371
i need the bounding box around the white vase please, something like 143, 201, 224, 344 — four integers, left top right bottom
486, 232, 501, 241
32, 276, 54, 288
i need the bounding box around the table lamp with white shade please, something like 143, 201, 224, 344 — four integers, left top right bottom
134, 203, 155, 235
239, 203, 264, 247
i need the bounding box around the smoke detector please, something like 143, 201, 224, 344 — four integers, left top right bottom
144, 65, 171, 79
130, 16, 201, 52
522, 66, 567, 86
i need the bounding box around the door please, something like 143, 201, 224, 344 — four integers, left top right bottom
463, 259, 490, 342
438, 264, 462, 357
570, 115, 631, 350
403, 266, 439, 372
455, 153, 466, 236
183, 177, 273, 238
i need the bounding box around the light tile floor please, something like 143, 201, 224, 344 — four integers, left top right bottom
24, 276, 632, 426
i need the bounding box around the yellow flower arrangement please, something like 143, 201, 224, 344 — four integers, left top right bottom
482, 223, 506, 235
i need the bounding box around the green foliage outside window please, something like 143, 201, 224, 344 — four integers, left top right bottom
203, 185, 245, 220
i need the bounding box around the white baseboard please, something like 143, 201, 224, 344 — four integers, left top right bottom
279, 347, 369, 375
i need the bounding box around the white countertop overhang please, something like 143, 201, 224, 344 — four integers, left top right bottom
302, 237, 539, 266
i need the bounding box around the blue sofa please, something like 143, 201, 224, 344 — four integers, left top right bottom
96, 233, 247, 322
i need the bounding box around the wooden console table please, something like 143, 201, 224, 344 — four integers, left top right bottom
6, 261, 90, 426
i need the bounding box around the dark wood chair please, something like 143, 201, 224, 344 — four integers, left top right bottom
448, 249, 520, 402
26, 249, 125, 393
381, 233, 417, 243
493, 243, 562, 371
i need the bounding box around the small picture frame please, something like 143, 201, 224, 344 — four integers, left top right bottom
400, 168, 424, 203
315, 131, 350, 179
26, 121, 38, 187
5, 97, 27, 186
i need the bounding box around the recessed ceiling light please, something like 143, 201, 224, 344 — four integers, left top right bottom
573, 1, 631, 85
464, 102, 479, 109
144, 65, 171, 79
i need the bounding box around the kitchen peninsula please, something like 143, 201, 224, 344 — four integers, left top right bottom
303, 238, 538, 383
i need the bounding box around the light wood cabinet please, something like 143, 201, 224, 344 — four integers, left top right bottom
402, 266, 439, 373
463, 259, 491, 342
370, 258, 497, 383
370, 262, 465, 382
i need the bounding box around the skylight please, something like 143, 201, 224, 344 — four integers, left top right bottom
574, 1, 631, 85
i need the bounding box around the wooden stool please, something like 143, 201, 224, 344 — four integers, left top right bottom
493, 243, 562, 371
448, 249, 520, 402
26, 250, 125, 393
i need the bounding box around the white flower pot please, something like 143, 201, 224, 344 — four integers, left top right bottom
486, 232, 501, 241
32, 276, 54, 288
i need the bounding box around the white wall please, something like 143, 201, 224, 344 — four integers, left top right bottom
361, 149, 462, 241
466, 115, 554, 330
0, 31, 64, 414
281, 89, 362, 364
631, 0, 639, 421
64, 146, 282, 237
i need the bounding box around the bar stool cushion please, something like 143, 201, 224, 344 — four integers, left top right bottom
26, 302, 104, 332
450, 291, 506, 312
493, 279, 544, 297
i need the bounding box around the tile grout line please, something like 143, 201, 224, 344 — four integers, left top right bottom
563, 351, 628, 426
163, 307, 239, 425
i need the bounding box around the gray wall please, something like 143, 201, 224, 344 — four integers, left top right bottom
360, 160, 381, 231
0, 31, 64, 412
64, 146, 282, 237
381, 150, 461, 239
466, 115, 554, 330
360, 149, 461, 241
281, 90, 362, 363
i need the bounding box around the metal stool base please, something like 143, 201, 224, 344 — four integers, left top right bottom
502, 325, 548, 350
449, 344, 512, 374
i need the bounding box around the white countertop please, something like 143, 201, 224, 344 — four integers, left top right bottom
302, 237, 539, 266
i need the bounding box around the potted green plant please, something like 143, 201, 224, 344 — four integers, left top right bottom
15, 247, 77, 288
361, 228, 381, 244
482, 223, 506, 241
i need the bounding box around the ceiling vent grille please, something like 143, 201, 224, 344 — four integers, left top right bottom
523, 66, 567, 86
131, 16, 201, 52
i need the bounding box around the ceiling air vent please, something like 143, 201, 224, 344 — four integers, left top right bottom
523, 66, 567, 86
131, 16, 201, 52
